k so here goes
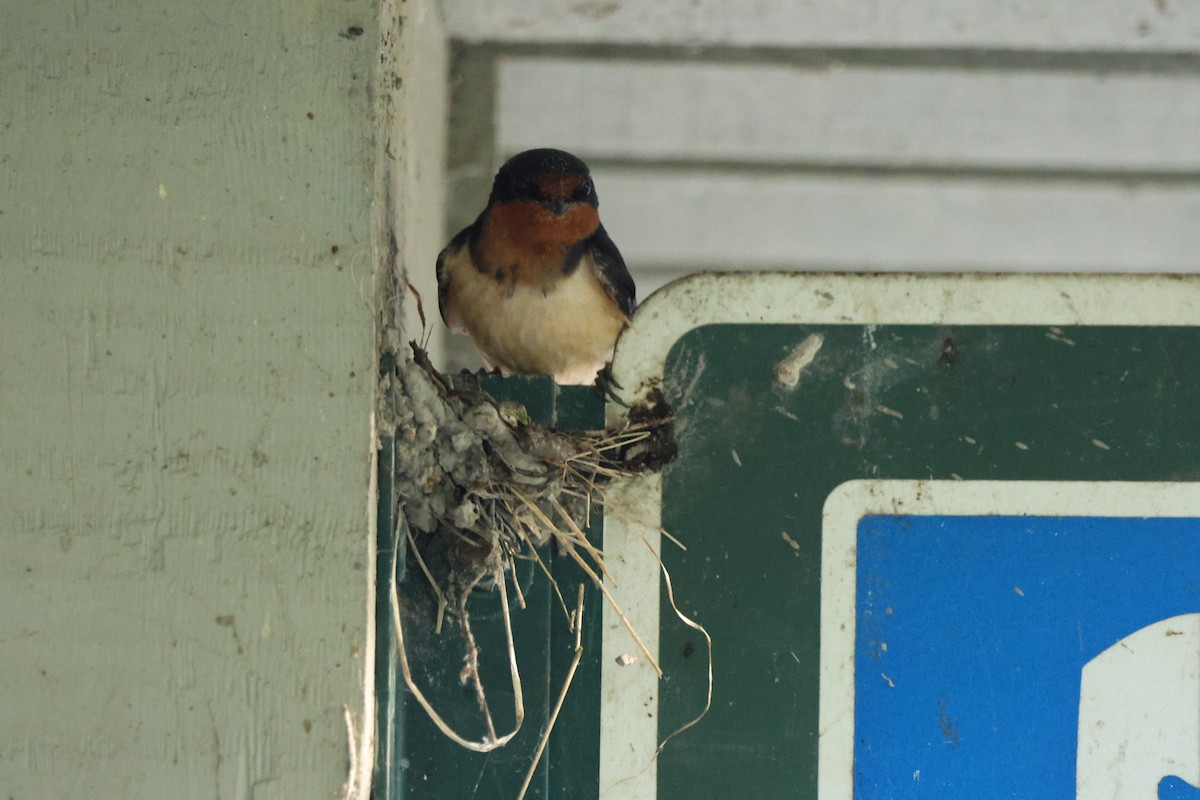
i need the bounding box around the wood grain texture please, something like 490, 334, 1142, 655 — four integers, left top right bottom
445, 0, 1200, 51
0, 1, 396, 797
593, 168, 1200, 272
441, 22, 1200, 330
498, 57, 1200, 173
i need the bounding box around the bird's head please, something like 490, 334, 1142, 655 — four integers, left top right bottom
489, 148, 599, 218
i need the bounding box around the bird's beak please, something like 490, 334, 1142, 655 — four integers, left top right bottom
545, 198, 571, 216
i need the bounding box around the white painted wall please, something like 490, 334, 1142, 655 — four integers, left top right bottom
443, 0, 1200, 305
445, 0, 1200, 50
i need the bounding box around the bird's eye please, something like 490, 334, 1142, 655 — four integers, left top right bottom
574, 179, 595, 201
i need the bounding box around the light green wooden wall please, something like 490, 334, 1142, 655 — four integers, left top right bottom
0, 0, 443, 796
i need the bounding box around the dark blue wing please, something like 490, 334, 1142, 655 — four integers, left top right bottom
586, 224, 636, 318
435, 224, 472, 326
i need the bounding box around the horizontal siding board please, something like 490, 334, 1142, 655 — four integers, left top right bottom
593, 169, 1200, 272
446, 0, 1200, 52
497, 58, 1200, 173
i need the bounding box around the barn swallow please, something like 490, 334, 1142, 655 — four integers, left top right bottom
436, 148, 635, 386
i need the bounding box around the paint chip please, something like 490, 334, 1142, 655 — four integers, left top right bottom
1014, 586, 1025, 597
781, 531, 801, 553
773, 405, 800, 421
615, 654, 637, 667
963, 436, 977, 445
158, 183, 167, 199
881, 673, 895, 688
1015, 441, 1030, 450
731, 449, 742, 466
774, 333, 824, 389
1045, 327, 1076, 346
876, 405, 904, 420
1092, 439, 1110, 450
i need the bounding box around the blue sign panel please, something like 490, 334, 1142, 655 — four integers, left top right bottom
854, 514, 1200, 798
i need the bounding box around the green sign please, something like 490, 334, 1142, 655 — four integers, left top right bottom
380, 273, 1200, 799
601, 273, 1200, 799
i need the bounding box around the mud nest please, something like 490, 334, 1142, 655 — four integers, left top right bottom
381, 345, 711, 778
387, 342, 674, 568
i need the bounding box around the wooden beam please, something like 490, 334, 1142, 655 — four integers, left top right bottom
498, 58, 1200, 174
445, 0, 1200, 52
593, 168, 1200, 272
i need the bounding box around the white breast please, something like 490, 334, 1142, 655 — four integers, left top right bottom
444, 250, 627, 385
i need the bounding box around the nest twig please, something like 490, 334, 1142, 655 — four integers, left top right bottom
390, 554, 524, 752
386, 342, 686, 754
516, 584, 585, 800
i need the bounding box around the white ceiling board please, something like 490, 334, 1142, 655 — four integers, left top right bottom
446, 0, 1200, 52
593, 168, 1200, 273
498, 58, 1200, 173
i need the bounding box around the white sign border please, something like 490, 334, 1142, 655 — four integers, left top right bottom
600, 272, 1200, 798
